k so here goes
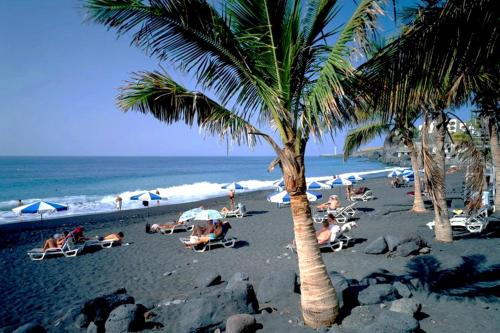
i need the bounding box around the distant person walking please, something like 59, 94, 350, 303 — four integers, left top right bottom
228, 189, 235, 210
115, 196, 123, 210
156, 190, 161, 206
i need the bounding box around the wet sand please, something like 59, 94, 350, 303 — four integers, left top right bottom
0, 174, 499, 332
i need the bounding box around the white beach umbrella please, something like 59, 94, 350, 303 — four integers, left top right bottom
178, 207, 204, 222
194, 209, 223, 221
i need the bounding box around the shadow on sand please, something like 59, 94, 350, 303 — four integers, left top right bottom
336, 254, 500, 323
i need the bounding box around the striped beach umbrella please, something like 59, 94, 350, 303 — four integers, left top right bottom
345, 174, 364, 181
273, 179, 285, 188
12, 201, 68, 220
387, 170, 403, 178
130, 192, 163, 201
307, 181, 332, 190
326, 178, 353, 186
267, 190, 322, 203
221, 182, 245, 190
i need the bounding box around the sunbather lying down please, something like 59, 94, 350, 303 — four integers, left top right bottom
42, 231, 69, 251
183, 220, 231, 248
146, 221, 184, 233
95, 232, 124, 242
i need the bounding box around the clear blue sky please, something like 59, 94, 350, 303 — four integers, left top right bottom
0, 0, 471, 156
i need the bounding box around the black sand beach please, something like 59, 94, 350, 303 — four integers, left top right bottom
0, 175, 499, 332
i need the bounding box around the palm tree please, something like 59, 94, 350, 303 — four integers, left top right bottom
473, 79, 500, 211
84, 0, 383, 326
343, 109, 426, 212
359, 0, 498, 242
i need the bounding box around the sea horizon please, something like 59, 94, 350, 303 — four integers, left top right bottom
0, 155, 392, 224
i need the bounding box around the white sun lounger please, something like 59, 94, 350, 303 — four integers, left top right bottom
84, 238, 121, 249
314, 203, 357, 224
159, 223, 194, 235
349, 190, 374, 202
179, 236, 237, 252
426, 209, 489, 233
27, 238, 85, 261
221, 203, 247, 219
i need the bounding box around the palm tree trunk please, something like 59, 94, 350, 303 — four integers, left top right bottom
488, 118, 500, 211
281, 146, 338, 327
423, 111, 453, 242
404, 137, 426, 212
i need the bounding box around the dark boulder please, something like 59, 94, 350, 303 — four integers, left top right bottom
226, 314, 256, 333
393, 282, 412, 298
363, 237, 388, 254
155, 282, 258, 333
389, 298, 421, 316
104, 304, 146, 332
340, 304, 383, 331
196, 271, 222, 288
357, 284, 399, 305
384, 235, 401, 252
360, 311, 419, 333
257, 270, 297, 305
80, 289, 135, 330
226, 272, 250, 290
395, 242, 420, 257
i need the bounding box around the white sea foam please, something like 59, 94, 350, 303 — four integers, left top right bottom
0, 167, 398, 224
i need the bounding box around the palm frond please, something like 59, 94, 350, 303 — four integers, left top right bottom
343, 122, 390, 159
306, 0, 383, 133
118, 70, 259, 146
84, 0, 268, 119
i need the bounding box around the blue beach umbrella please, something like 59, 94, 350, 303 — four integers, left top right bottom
273, 179, 285, 188
194, 209, 223, 221
306, 181, 331, 190
179, 207, 204, 222
401, 169, 414, 176
221, 182, 245, 190
387, 170, 403, 178
345, 174, 364, 182
12, 201, 68, 220
326, 178, 353, 186
130, 192, 162, 201
267, 190, 322, 203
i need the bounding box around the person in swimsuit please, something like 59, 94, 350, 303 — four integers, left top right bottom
228, 189, 236, 210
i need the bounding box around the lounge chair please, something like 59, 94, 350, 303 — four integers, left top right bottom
27, 238, 84, 261
159, 222, 194, 235
84, 238, 121, 249
221, 203, 247, 219
179, 222, 236, 252
426, 208, 489, 233
349, 190, 374, 202
319, 231, 344, 252
314, 203, 356, 224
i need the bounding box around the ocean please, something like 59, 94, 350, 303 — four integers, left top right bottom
0, 156, 390, 223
